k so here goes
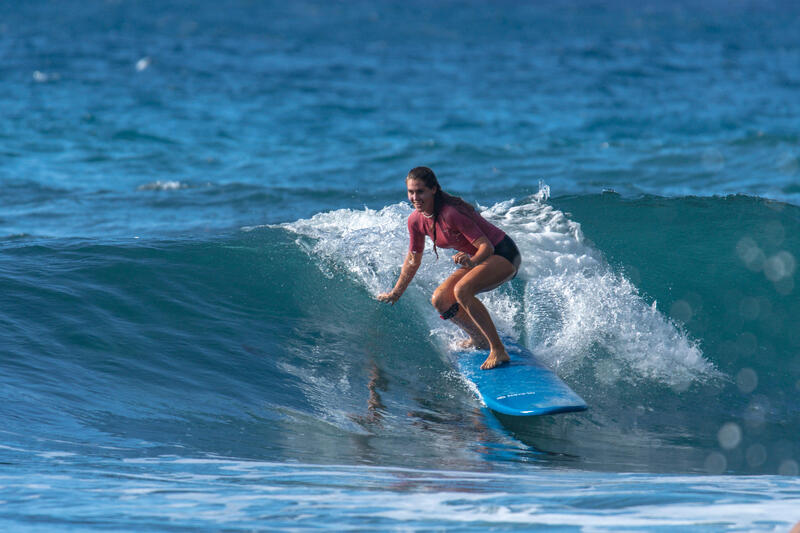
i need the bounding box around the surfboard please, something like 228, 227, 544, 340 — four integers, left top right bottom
452, 339, 587, 416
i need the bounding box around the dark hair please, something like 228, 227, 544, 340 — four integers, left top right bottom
406, 166, 476, 259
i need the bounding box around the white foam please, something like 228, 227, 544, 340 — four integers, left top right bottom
135, 57, 152, 72
33, 70, 60, 82
137, 180, 186, 191
483, 197, 717, 387
42, 457, 800, 530
282, 190, 718, 389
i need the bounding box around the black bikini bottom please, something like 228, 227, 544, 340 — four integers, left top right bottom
493, 235, 521, 274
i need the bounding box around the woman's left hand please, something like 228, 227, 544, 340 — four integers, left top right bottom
453, 252, 474, 268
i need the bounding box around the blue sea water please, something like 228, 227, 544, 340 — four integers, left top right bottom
2, 0, 800, 530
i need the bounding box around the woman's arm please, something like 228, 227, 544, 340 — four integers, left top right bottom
377, 251, 421, 304
453, 236, 493, 268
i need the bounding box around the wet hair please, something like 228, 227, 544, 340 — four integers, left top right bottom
406, 166, 476, 259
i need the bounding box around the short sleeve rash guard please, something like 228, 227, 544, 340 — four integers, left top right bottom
407, 204, 506, 255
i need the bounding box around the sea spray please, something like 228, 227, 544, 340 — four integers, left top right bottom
282, 193, 719, 392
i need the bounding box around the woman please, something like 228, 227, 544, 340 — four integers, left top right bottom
377, 167, 522, 370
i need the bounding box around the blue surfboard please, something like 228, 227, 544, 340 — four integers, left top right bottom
452, 339, 587, 416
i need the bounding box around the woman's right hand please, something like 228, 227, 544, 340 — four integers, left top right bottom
377, 290, 400, 304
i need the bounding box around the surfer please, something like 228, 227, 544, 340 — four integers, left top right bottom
377, 166, 521, 370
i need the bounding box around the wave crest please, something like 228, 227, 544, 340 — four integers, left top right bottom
283, 193, 719, 390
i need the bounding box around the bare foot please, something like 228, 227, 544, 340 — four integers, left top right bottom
457, 337, 490, 350
480, 348, 510, 370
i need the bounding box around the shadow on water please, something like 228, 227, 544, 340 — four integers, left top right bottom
488, 405, 731, 474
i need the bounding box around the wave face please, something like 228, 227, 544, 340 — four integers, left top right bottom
3, 193, 798, 478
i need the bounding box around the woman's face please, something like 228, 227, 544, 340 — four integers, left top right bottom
406, 178, 437, 214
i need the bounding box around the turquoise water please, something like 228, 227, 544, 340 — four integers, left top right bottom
2, 1, 800, 530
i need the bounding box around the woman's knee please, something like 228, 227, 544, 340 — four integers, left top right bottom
431, 288, 453, 311
453, 282, 475, 305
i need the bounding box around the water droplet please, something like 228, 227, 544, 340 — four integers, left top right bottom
736, 237, 764, 272
670, 300, 693, 324
778, 459, 799, 476
705, 452, 727, 474
743, 396, 770, 428
764, 251, 796, 282
718, 422, 742, 450
736, 368, 758, 393
763, 220, 786, 247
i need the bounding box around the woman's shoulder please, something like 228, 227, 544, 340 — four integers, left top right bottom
438, 203, 458, 217
439, 202, 473, 222
407, 210, 425, 229
408, 210, 423, 222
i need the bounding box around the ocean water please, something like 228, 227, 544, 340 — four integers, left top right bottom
2, 0, 800, 530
